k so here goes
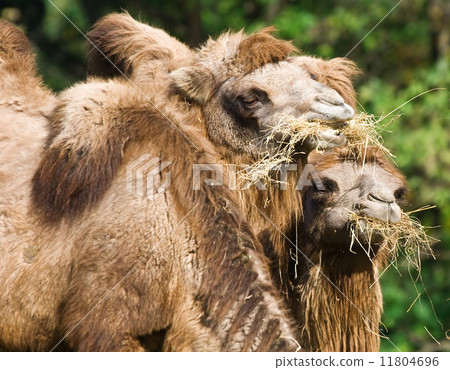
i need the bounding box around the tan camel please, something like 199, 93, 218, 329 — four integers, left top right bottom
85, 14, 414, 353
0, 19, 357, 351
0, 19, 303, 352
273, 146, 407, 351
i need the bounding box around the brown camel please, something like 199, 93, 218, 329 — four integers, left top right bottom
0, 19, 357, 351
0, 19, 301, 352
86, 14, 412, 352
285, 146, 407, 351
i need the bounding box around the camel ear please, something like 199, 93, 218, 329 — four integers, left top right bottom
169, 66, 215, 104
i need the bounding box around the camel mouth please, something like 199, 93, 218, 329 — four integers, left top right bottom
347, 210, 436, 267
280, 112, 389, 152
351, 219, 388, 252
238, 115, 392, 185
313, 127, 347, 150
264, 113, 389, 160
324, 120, 349, 130
243, 118, 352, 184
339, 219, 386, 260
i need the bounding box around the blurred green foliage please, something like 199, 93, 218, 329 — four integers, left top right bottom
1, 0, 449, 352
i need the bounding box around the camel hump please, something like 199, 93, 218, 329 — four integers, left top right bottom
32, 79, 131, 223
0, 20, 53, 115
87, 12, 193, 79
0, 20, 38, 89
31, 78, 168, 223
0, 20, 34, 65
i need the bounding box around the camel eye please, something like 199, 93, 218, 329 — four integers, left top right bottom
310, 73, 318, 81
242, 96, 259, 108
314, 178, 338, 194
394, 187, 407, 201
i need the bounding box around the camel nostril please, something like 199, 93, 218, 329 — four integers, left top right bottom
306, 84, 354, 122
317, 93, 345, 107
354, 203, 365, 211
368, 193, 394, 204
344, 104, 354, 117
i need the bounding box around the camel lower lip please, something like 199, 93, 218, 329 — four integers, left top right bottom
316, 121, 348, 137
326, 121, 348, 129
353, 220, 385, 245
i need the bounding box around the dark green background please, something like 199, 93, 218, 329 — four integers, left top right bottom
2, 0, 448, 352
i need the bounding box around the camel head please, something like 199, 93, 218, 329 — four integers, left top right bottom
169, 28, 357, 158
302, 146, 407, 258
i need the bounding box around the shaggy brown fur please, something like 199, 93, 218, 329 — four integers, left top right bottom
1, 17, 361, 351
32, 83, 147, 222
46, 14, 359, 233
214, 58, 358, 297
54, 92, 297, 351
83, 14, 357, 305
87, 12, 195, 78
1, 21, 299, 352
0, 19, 33, 59
235, 27, 297, 75
84, 15, 409, 353
0, 19, 55, 115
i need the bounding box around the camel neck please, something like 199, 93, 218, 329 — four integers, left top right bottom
292, 242, 383, 352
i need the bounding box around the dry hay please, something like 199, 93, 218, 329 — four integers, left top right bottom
275, 112, 388, 152
241, 112, 392, 184
348, 206, 437, 274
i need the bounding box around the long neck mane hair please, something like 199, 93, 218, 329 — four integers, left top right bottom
294, 241, 384, 351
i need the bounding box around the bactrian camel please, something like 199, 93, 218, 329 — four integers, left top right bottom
0, 18, 357, 351
88, 14, 408, 352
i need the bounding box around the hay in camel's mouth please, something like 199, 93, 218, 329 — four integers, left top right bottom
242, 113, 391, 184
348, 207, 437, 272
274, 112, 386, 151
